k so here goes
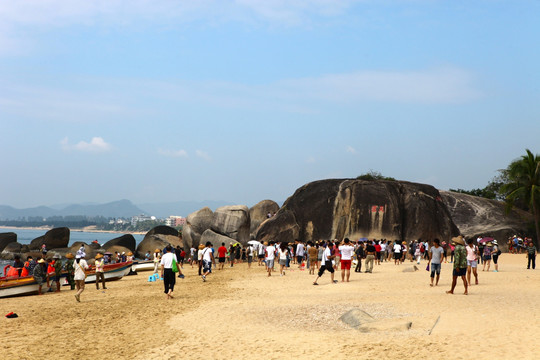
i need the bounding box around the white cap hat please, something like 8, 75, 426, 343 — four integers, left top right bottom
75, 255, 81, 259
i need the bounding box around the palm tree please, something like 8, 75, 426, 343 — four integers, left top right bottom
501, 149, 540, 248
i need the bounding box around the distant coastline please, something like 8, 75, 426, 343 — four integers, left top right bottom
0, 225, 146, 235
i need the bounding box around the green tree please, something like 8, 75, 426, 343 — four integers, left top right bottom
500, 149, 540, 248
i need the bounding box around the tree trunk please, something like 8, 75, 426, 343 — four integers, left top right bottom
533, 201, 540, 250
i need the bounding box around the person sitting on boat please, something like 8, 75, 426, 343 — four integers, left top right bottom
33, 258, 46, 295
13, 255, 24, 277
22, 256, 36, 277
65, 253, 76, 290
52, 254, 62, 293
144, 251, 151, 260
126, 252, 133, 262
121, 252, 127, 263
95, 253, 107, 290
104, 254, 111, 264
77, 245, 86, 259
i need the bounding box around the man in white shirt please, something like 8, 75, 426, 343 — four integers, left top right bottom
338, 238, 355, 282
160, 245, 178, 299
296, 240, 305, 268
265, 241, 276, 276
313, 241, 338, 285
201, 242, 215, 282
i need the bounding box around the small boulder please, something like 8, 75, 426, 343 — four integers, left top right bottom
1, 241, 23, 260
339, 309, 376, 329
0, 232, 17, 252
136, 226, 182, 258
200, 229, 239, 248
103, 234, 136, 252
29, 227, 70, 250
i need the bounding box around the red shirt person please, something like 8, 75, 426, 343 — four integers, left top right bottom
217, 243, 227, 270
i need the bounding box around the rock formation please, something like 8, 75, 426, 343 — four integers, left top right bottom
1, 241, 22, 260
249, 200, 280, 238
440, 190, 533, 249
0, 232, 17, 252
29, 227, 70, 250
256, 179, 459, 244
136, 225, 182, 257
200, 229, 240, 249
182, 207, 214, 249
211, 205, 250, 245
103, 234, 136, 253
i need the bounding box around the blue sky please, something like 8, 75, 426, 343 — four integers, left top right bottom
1, 0, 539, 211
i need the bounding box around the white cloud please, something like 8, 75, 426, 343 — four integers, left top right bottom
196, 150, 211, 161
306, 157, 316, 164
61, 137, 112, 152
346, 146, 356, 154
158, 148, 188, 158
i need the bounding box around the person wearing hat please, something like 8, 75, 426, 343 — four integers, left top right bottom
95, 253, 107, 290
52, 254, 63, 292
65, 253, 76, 290
491, 240, 500, 272
74, 254, 89, 302
197, 244, 206, 276
153, 249, 161, 275
33, 258, 47, 295
446, 236, 468, 295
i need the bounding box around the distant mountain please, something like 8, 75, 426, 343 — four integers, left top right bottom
137, 200, 235, 218
0, 200, 146, 220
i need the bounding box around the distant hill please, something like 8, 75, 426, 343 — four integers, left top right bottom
0, 200, 146, 220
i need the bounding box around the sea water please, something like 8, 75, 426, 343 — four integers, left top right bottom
0, 228, 145, 275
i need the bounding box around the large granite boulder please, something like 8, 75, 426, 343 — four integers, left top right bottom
136, 226, 182, 257
211, 205, 250, 245
0, 232, 17, 252
256, 179, 459, 244
200, 229, 239, 248
103, 234, 136, 253
29, 227, 70, 250
1, 241, 22, 260
441, 191, 534, 251
182, 207, 214, 249
249, 200, 280, 238
69, 242, 100, 259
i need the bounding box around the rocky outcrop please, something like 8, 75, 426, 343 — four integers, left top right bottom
103, 234, 136, 253
200, 229, 239, 248
29, 227, 70, 250
440, 191, 533, 249
256, 179, 459, 244
136, 226, 182, 257
249, 200, 280, 238
0, 232, 17, 252
211, 205, 250, 245
182, 207, 214, 249
1, 242, 22, 260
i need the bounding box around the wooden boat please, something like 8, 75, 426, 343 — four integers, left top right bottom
64, 261, 133, 284
0, 275, 53, 298
131, 260, 154, 272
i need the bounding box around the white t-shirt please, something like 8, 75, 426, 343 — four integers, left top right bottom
258, 245, 265, 255
202, 247, 213, 262
279, 248, 288, 260
339, 245, 355, 260
321, 247, 332, 265
296, 243, 305, 256
247, 246, 254, 256
393, 244, 402, 253
380, 243, 387, 252
74, 259, 88, 281
160, 252, 177, 269
265, 245, 276, 260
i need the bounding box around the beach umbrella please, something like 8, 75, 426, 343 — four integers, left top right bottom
478, 237, 493, 244
247, 240, 260, 245
359, 237, 368, 242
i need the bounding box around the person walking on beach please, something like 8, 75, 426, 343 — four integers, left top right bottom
526, 240, 537, 269
65, 253, 75, 290
153, 249, 161, 274
265, 241, 276, 276
246, 244, 254, 268
95, 253, 107, 290
491, 240, 501, 272
52, 254, 62, 292
446, 236, 468, 295
364, 240, 376, 273
354, 241, 364, 273
201, 242, 215, 282
74, 254, 89, 302
296, 240, 305, 269
339, 238, 354, 282
482, 242, 492, 272
308, 241, 318, 275
278, 242, 289, 276
429, 239, 444, 287
217, 243, 227, 270
313, 242, 338, 285
466, 239, 479, 285
160, 245, 178, 299
33, 258, 46, 295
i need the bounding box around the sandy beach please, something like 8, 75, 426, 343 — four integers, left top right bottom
1, 254, 539, 360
